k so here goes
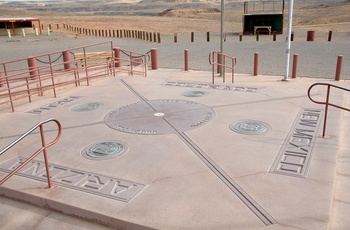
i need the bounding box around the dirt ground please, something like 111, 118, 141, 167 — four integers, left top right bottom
1, 0, 350, 35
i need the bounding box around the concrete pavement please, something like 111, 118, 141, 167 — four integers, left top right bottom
0, 67, 350, 229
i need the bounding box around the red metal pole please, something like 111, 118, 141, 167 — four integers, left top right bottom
254, 52, 259, 76
151, 48, 159, 70
27, 56, 39, 80
0, 71, 2, 87
184, 49, 189, 71
40, 124, 52, 188
335, 55, 343, 81
11, 22, 16, 36
113, 47, 122, 67
322, 85, 331, 137
307, 31, 315, 41
62, 50, 71, 70
217, 52, 222, 74
292, 54, 298, 79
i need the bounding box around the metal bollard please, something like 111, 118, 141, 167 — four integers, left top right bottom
307, 31, 315, 41
62, 50, 71, 70
27, 56, 39, 80
191, 32, 194, 42
151, 48, 159, 70
292, 54, 298, 79
335, 55, 343, 81
174, 33, 177, 43
254, 52, 259, 76
184, 49, 189, 71
113, 47, 122, 68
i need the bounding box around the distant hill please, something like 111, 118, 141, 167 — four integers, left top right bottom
0, 0, 347, 16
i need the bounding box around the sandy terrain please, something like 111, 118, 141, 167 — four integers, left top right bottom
1, 0, 350, 35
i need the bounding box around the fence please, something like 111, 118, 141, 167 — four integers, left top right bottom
0, 41, 150, 112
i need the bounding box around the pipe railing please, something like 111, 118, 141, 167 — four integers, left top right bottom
209, 51, 237, 84
0, 118, 62, 188
116, 48, 150, 77
307, 83, 350, 137
0, 41, 150, 112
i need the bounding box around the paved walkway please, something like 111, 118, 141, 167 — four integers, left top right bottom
0, 67, 350, 229
1, 32, 349, 80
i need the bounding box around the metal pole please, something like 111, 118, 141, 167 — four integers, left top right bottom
220, 0, 225, 76
283, 0, 294, 81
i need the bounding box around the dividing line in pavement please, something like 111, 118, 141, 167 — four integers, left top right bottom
121, 79, 277, 226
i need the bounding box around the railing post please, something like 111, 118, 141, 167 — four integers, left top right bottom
207, 32, 210, 42
40, 124, 52, 188
217, 52, 222, 74
0, 71, 2, 87
254, 52, 259, 76
335, 55, 343, 81
27, 56, 39, 79
62, 50, 72, 70
191, 32, 194, 42
113, 47, 122, 68
323, 85, 331, 137
151, 48, 159, 70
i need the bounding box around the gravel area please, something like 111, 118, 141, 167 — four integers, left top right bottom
0, 31, 349, 80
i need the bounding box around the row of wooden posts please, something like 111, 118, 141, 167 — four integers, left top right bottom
61, 24, 162, 43
44, 23, 335, 43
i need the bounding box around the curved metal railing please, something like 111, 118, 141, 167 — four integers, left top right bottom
0, 118, 62, 188
209, 51, 237, 84
308, 83, 350, 137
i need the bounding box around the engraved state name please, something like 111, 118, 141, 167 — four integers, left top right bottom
0, 157, 146, 202
27, 96, 82, 114
270, 108, 323, 178
164, 81, 258, 92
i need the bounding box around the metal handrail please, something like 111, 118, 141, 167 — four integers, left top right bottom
0, 118, 62, 188
307, 83, 350, 137
209, 51, 237, 84
0, 41, 151, 112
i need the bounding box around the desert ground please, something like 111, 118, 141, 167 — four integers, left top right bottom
1, 0, 350, 35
